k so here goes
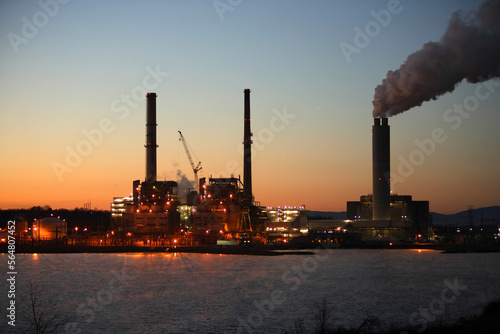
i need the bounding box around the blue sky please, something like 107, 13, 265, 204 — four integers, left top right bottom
1, 0, 498, 213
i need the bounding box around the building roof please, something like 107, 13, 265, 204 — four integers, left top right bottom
38, 217, 66, 224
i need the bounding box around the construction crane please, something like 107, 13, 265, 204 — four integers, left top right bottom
178, 131, 202, 193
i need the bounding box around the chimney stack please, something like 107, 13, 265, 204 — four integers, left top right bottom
145, 93, 158, 182
372, 117, 390, 220
243, 89, 253, 206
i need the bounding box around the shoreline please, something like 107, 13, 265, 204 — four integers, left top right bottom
2, 243, 500, 255
0, 244, 315, 256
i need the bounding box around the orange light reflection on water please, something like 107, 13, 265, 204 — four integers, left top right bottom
161, 252, 179, 259
412, 248, 436, 253
128, 253, 148, 258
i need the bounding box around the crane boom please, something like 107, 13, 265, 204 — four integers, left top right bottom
178, 131, 202, 193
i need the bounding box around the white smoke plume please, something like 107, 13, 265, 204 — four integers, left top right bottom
176, 170, 195, 200
373, 0, 500, 118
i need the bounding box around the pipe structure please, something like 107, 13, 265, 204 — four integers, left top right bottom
145, 92, 158, 182
372, 118, 391, 220
243, 89, 253, 206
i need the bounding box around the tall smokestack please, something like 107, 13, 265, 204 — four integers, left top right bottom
145, 92, 157, 182
243, 89, 253, 205
372, 118, 390, 220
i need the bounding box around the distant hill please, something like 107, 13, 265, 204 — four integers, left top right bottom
431, 206, 500, 226
307, 211, 347, 220
307, 206, 500, 226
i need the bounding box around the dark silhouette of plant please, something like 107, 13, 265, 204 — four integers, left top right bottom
20, 281, 67, 334
313, 297, 333, 334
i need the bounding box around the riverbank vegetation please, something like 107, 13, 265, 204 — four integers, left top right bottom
284, 298, 500, 334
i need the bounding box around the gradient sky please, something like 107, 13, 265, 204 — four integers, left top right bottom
1, 0, 499, 214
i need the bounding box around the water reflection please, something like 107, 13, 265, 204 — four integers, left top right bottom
5, 250, 500, 334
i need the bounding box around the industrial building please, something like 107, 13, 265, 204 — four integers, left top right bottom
192, 90, 264, 239
111, 196, 133, 219
194, 176, 249, 233
345, 118, 432, 241
111, 90, 264, 244
347, 194, 431, 241
263, 206, 307, 240
110, 89, 315, 244
110, 90, 433, 245
111, 93, 180, 241
32, 217, 67, 241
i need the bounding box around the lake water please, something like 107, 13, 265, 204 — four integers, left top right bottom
1, 249, 500, 333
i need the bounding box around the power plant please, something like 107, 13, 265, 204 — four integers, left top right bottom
111, 93, 180, 241
110, 91, 432, 246
346, 117, 432, 241
111, 90, 274, 245
193, 89, 265, 242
